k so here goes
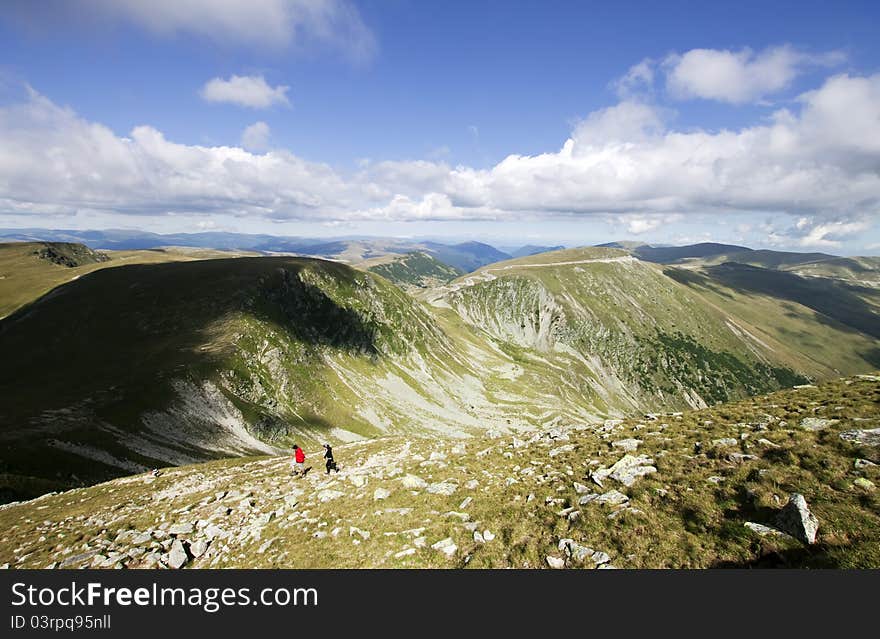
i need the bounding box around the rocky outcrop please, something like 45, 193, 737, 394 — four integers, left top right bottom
775, 493, 819, 544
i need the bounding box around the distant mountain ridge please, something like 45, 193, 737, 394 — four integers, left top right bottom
0, 229, 515, 274
1, 239, 879, 503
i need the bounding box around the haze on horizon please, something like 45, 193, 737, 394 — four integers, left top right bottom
1, 1, 879, 255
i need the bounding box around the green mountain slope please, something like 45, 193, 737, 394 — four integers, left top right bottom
0, 241, 258, 319
436, 247, 814, 412
3, 246, 878, 504
0, 257, 508, 500
2, 373, 877, 569
366, 251, 463, 290
632, 242, 880, 289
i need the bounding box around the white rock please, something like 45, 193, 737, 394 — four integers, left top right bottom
459, 496, 473, 509
168, 523, 194, 535
431, 537, 457, 557
427, 481, 457, 496
373, 488, 391, 501
596, 489, 628, 505
349, 526, 371, 540
799, 417, 838, 431
166, 540, 188, 569
204, 525, 226, 541
189, 540, 209, 558
317, 490, 344, 502
775, 493, 819, 544
611, 439, 642, 452
400, 474, 428, 490
573, 482, 591, 494
840, 428, 880, 446
482, 530, 495, 541
744, 522, 788, 537
546, 556, 565, 569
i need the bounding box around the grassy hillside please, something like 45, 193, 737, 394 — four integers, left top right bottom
0, 241, 257, 318
1, 373, 876, 569
422, 241, 511, 272
0, 256, 490, 500
366, 251, 463, 290
3, 245, 877, 505
438, 247, 812, 412
632, 243, 880, 289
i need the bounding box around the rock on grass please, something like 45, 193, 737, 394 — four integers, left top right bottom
775, 493, 819, 544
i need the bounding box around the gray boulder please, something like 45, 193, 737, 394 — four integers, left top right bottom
607, 454, 657, 487
400, 474, 428, 490
799, 418, 838, 431
168, 523, 194, 535
427, 481, 457, 496
166, 540, 189, 569
775, 493, 819, 544
611, 439, 642, 452
840, 428, 880, 447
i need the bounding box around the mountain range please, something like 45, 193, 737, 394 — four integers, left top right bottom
1, 235, 878, 505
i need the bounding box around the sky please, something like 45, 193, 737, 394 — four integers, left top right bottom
0, 0, 879, 254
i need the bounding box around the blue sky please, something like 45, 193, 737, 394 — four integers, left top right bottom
1, 1, 879, 253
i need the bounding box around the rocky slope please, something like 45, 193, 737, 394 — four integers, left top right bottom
434, 247, 813, 412
2, 245, 878, 504
1, 374, 877, 569
0, 256, 511, 500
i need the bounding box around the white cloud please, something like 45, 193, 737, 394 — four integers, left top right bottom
1, 72, 879, 235
663, 45, 845, 104
80, 0, 376, 60
241, 122, 271, 152
572, 101, 666, 146
201, 75, 289, 109
437, 73, 880, 222
0, 88, 359, 220
614, 58, 654, 98
793, 218, 871, 248
618, 214, 684, 234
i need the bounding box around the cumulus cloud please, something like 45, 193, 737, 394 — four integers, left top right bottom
663, 45, 845, 104
1, 72, 879, 232
786, 217, 872, 249
437, 73, 880, 222
614, 58, 655, 98
241, 122, 271, 152
201, 75, 290, 109
620, 214, 684, 235
0, 88, 359, 220
79, 0, 376, 60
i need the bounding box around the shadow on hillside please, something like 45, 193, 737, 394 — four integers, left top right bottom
712, 545, 841, 569
0, 256, 379, 419
700, 263, 880, 339
0, 256, 384, 497
663, 267, 734, 300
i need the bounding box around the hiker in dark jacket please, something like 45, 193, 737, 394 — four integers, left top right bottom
323, 444, 339, 474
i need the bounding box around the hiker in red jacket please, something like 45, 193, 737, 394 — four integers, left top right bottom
292, 444, 306, 476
